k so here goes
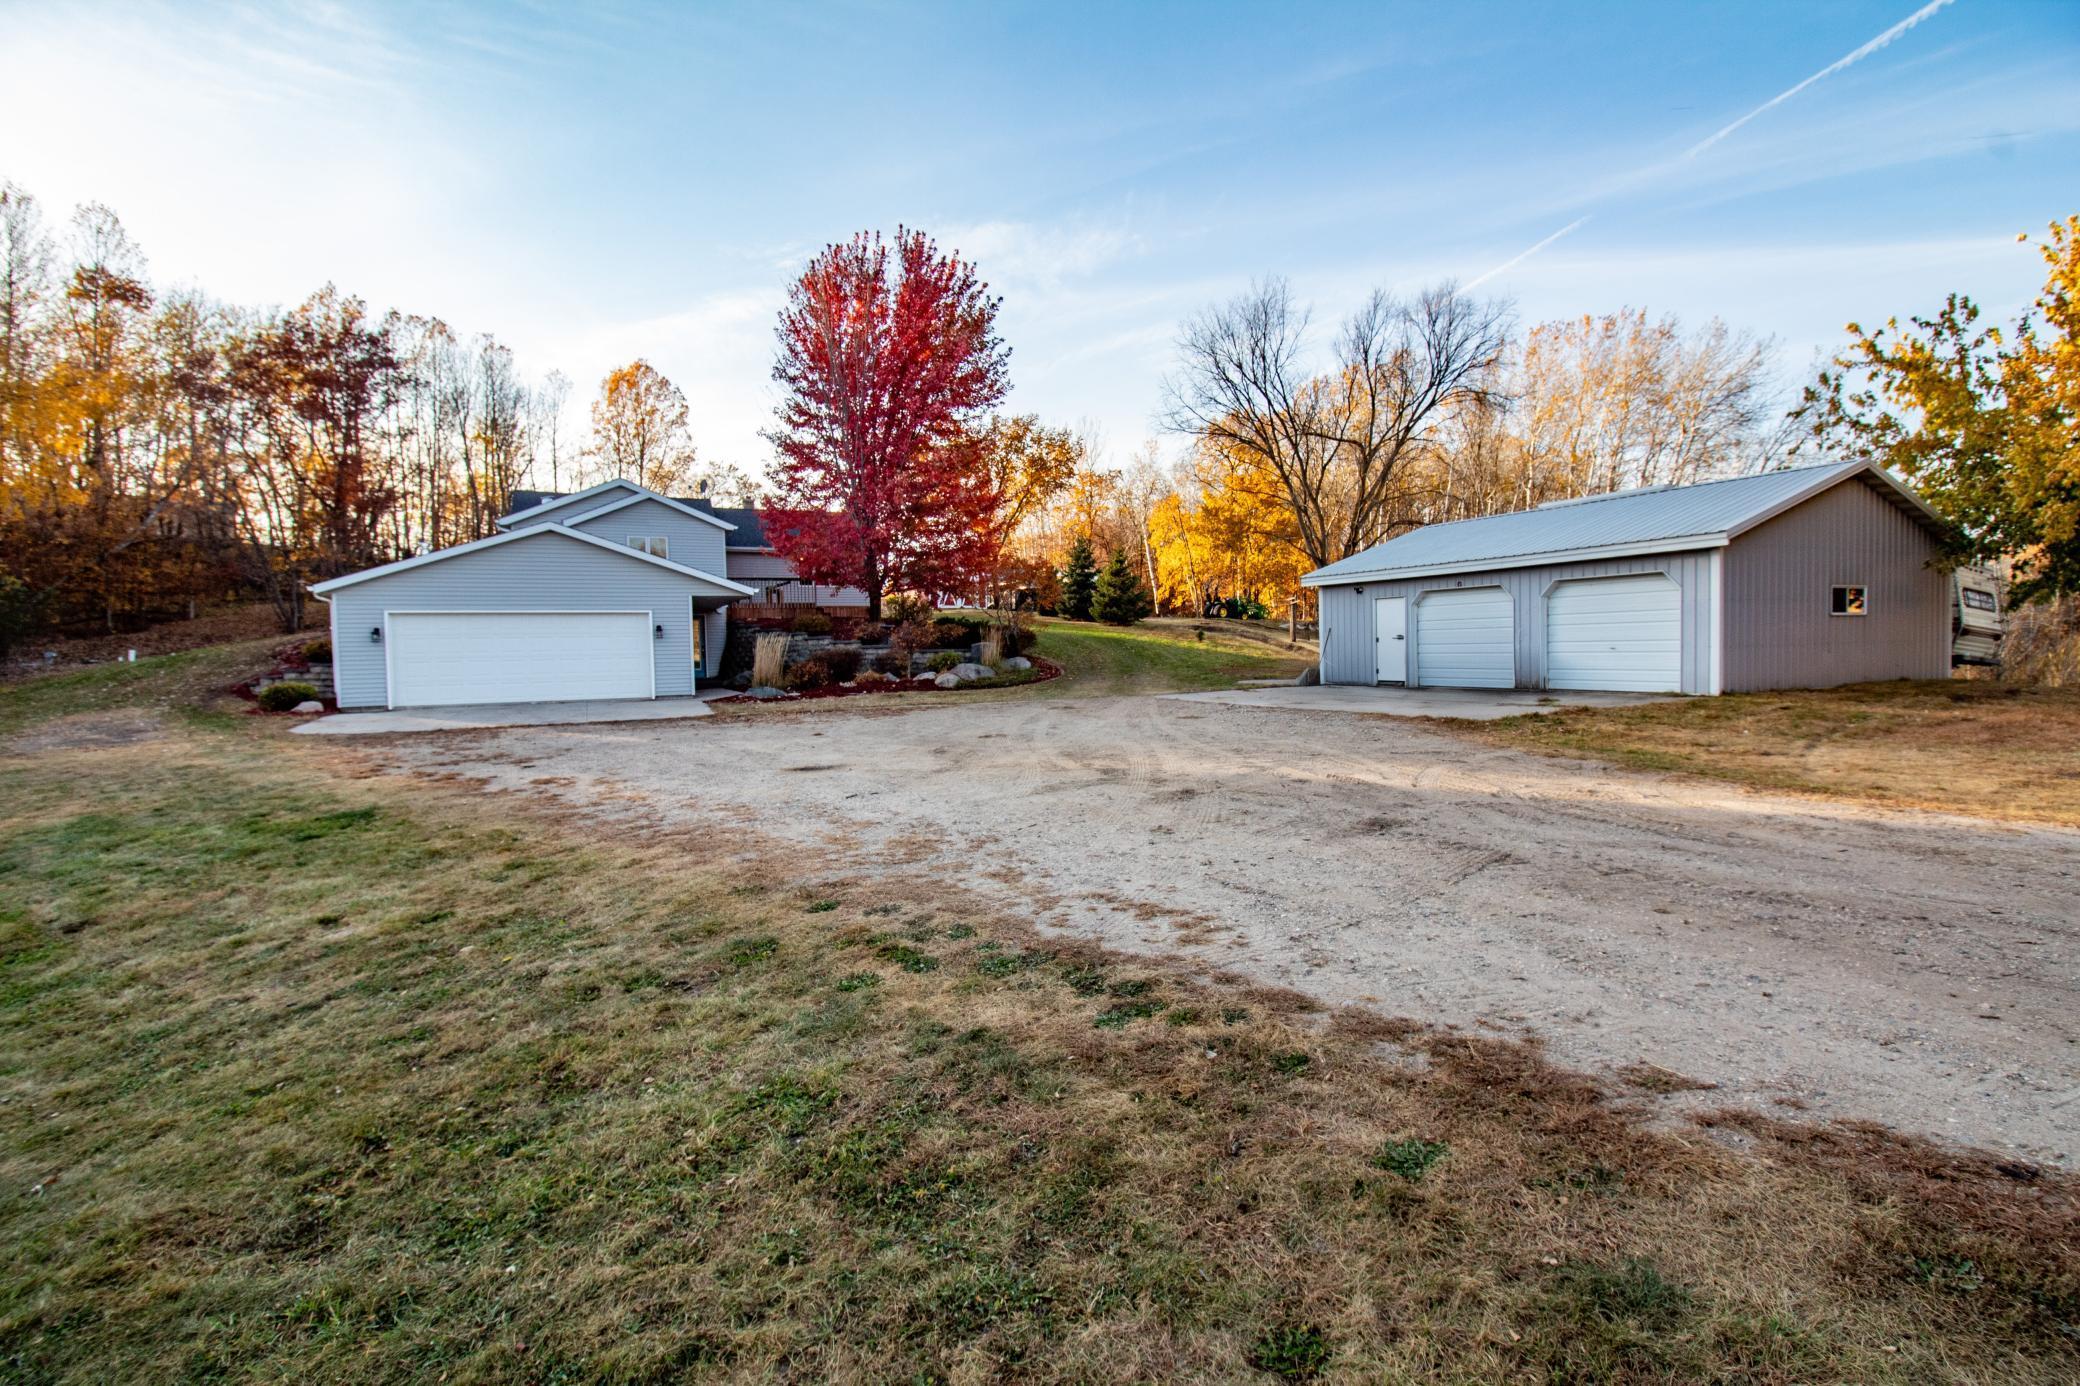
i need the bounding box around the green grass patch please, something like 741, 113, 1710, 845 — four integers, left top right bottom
1031, 619, 1310, 694
1372, 1137, 1450, 1181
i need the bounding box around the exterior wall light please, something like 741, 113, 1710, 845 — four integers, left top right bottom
654, 623, 665, 639
370, 626, 382, 643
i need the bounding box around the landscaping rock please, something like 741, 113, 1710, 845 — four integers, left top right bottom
290, 700, 325, 715
1002, 656, 1032, 671
933, 673, 962, 689
745, 685, 787, 700
950, 662, 992, 681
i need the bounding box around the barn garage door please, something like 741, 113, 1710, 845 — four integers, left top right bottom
386, 611, 653, 708
1415, 586, 1514, 688
1545, 576, 1681, 692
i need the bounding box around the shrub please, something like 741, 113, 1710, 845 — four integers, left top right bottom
791, 610, 833, 635
927, 651, 961, 673
258, 681, 319, 712
890, 614, 938, 656
300, 637, 332, 664
855, 670, 894, 687
821, 646, 862, 682
872, 649, 911, 676
784, 656, 832, 690
852, 621, 891, 645
931, 618, 975, 648
885, 592, 933, 624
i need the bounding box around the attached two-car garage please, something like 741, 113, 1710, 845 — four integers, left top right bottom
313, 522, 754, 710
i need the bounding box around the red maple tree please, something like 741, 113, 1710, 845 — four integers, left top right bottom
765, 228, 1010, 619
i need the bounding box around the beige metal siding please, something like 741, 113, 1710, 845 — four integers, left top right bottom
1317, 550, 1716, 692
1721, 478, 1949, 690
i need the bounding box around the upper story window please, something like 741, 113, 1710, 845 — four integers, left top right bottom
1961, 588, 1996, 611
1831, 584, 1867, 616
628, 535, 668, 559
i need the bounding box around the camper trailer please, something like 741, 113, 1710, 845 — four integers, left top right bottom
1952, 566, 2004, 668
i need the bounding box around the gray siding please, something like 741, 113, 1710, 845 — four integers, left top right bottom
324, 530, 712, 708
727, 551, 798, 581
1721, 477, 1949, 691
568, 497, 728, 577
1316, 550, 1717, 694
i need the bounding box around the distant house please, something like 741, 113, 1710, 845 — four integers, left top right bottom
1302, 461, 1958, 694
506, 489, 868, 614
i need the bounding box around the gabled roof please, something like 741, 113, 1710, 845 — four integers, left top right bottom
308, 522, 756, 597
495, 479, 736, 532
688, 499, 770, 548
1302, 461, 1950, 588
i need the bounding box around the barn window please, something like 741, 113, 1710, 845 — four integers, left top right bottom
1830, 585, 1867, 616
627, 535, 669, 559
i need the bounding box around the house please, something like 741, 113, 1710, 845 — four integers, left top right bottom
506, 490, 870, 614
1301, 461, 1955, 695
311, 479, 755, 709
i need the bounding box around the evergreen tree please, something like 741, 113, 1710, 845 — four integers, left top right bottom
1060, 534, 1098, 620
1091, 549, 1154, 625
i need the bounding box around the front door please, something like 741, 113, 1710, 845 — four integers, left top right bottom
689, 599, 704, 684
1374, 596, 1407, 684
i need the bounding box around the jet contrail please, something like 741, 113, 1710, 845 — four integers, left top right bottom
1466, 0, 1960, 288
1682, 0, 1958, 160
1465, 215, 1592, 290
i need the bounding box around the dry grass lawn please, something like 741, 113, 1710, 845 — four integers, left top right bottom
1, 654, 2076, 1382
1467, 680, 2080, 826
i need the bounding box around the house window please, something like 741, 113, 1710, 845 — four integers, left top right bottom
1961, 588, 1996, 611
1830, 584, 1867, 616
627, 535, 668, 559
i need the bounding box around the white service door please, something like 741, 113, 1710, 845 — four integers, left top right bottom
1414, 586, 1514, 688
387, 611, 653, 708
1374, 597, 1408, 683
1545, 575, 1682, 692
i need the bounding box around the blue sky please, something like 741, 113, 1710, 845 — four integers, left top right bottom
1, 0, 2074, 474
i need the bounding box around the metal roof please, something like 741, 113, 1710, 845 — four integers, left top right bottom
1302, 461, 1947, 587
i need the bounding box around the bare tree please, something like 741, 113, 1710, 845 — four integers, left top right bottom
1164, 277, 1511, 568
533, 368, 572, 491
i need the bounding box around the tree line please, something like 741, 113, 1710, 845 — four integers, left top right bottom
0, 180, 746, 652
6, 176, 2071, 658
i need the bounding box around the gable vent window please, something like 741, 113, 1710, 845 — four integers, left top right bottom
1830, 584, 1867, 616
628, 535, 668, 559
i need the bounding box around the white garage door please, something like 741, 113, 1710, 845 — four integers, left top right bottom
1415, 587, 1514, 688
387, 611, 653, 708
1545, 575, 1682, 692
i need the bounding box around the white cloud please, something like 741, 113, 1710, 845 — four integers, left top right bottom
936, 218, 1143, 287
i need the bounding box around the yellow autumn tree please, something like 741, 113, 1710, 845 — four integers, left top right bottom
587, 359, 696, 494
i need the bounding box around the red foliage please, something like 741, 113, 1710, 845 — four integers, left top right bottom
766, 229, 1010, 618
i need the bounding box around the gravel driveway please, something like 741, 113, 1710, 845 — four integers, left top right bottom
380, 693, 2080, 1164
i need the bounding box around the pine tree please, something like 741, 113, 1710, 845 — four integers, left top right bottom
1060, 534, 1098, 620
1091, 549, 1154, 625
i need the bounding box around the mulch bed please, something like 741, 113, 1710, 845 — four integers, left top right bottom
709, 658, 1062, 704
